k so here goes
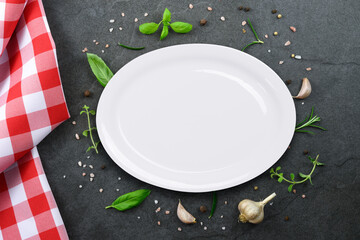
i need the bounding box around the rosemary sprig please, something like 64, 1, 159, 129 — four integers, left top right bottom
270, 155, 324, 192
208, 192, 217, 219
242, 18, 264, 52
80, 105, 100, 153
118, 43, 145, 50
295, 107, 326, 134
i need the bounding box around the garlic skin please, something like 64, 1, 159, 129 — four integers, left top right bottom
238, 192, 276, 224
293, 77, 311, 99
177, 200, 196, 224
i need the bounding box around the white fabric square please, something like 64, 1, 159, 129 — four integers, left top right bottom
39, 174, 50, 193
23, 91, 47, 114
0, 74, 10, 98
0, 229, 3, 240
8, 183, 27, 206
30, 147, 39, 159
31, 126, 51, 146
17, 25, 32, 50
21, 57, 37, 79
0, 2, 5, 21
0, 137, 13, 157
43, 16, 50, 33
51, 208, 64, 227
18, 217, 38, 239
0, 104, 5, 121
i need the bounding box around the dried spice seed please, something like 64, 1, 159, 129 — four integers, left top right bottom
284, 40, 291, 46
82, 47, 88, 53
303, 150, 309, 155
105, 44, 109, 48
200, 19, 207, 26
220, 16, 226, 21
273, 31, 278, 36
165, 210, 170, 214
242, 28, 246, 34
244, 7, 250, 12
241, 20, 247, 26
285, 80, 292, 85
75, 133, 80, 140
290, 26, 296, 32
284, 216, 289, 221
277, 14, 282, 19
254, 186, 259, 191
207, 7, 213, 11
291, 54, 295, 58
238, 6, 243, 10
155, 207, 161, 213
293, 189, 297, 194
279, 61, 284, 65
189, 4, 194, 9
72, 121, 76, 125
84, 90, 91, 97
200, 206, 207, 212
101, 165, 106, 169
271, 9, 277, 14
306, 67, 312, 71
302, 194, 306, 198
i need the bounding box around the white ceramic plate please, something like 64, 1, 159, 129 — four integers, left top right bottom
97, 44, 295, 192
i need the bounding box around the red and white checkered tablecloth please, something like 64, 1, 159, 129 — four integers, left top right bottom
0, 0, 70, 239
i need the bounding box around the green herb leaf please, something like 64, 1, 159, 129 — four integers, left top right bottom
290, 173, 295, 181
162, 8, 171, 23
89, 110, 95, 115
80, 110, 86, 115
241, 18, 264, 52
170, 22, 192, 33
118, 43, 145, 50
288, 184, 294, 192
299, 172, 307, 179
160, 25, 169, 40
86, 53, 113, 87
82, 130, 89, 137
106, 189, 151, 211
276, 166, 281, 172
86, 146, 93, 152
139, 22, 159, 34
277, 177, 284, 183
295, 107, 326, 134
209, 192, 217, 218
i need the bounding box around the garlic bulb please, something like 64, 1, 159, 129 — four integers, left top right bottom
238, 192, 276, 224
177, 200, 196, 224
293, 77, 311, 99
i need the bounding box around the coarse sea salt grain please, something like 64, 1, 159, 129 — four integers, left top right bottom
75, 133, 80, 140
144, 13, 148, 17
109, 28, 114, 33
118, 177, 121, 180
90, 173, 95, 178
121, 13, 125, 17
99, 188, 103, 193
207, 7, 213, 11
134, 18, 138, 22
154, 200, 159, 204
137, 216, 141, 219
189, 4, 193, 9
265, 34, 268, 39
268, 49, 271, 53
109, 19, 115, 23
178, 227, 182, 232
89, 165, 93, 169
204, 226, 207, 230
72, 121, 76, 125
220, 16, 225, 21
78, 161, 82, 167
83, 164, 86, 168
295, 55, 302, 60
279, 61, 284, 65
242, 21, 246, 26
116, 189, 120, 191
79, 185, 83, 189
90, 178, 93, 182
222, 227, 226, 230
63, 175, 66, 179
119, 27, 123, 31
284, 40, 291, 46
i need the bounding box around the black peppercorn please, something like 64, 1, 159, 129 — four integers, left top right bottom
200, 19, 207, 26
244, 7, 250, 12
284, 216, 289, 221
285, 80, 292, 85
200, 206, 207, 213
272, 9, 277, 14
238, 6, 243, 10
101, 165, 106, 169
84, 90, 91, 97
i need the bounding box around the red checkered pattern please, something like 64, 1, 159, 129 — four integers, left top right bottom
0, 0, 69, 239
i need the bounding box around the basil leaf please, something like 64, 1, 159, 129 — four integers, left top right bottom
162, 8, 171, 23
86, 53, 113, 87
170, 22, 192, 33
106, 189, 151, 211
160, 26, 169, 40
139, 22, 159, 34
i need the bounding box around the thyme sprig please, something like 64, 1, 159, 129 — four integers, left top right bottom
295, 107, 326, 134
80, 105, 100, 153
270, 155, 324, 192
242, 18, 264, 52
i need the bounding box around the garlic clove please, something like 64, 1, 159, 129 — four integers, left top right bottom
293, 77, 311, 99
177, 200, 196, 224
238, 192, 276, 224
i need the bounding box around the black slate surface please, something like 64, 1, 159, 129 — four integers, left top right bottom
38, 0, 360, 239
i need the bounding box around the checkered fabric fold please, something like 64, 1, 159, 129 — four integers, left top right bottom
0, 0, 69, 239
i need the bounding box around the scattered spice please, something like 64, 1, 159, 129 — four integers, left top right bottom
204, 226, 208, 230
154, 200, 159, 204
177, 227, 182, 232
72, 121, 76, 125
303, 150, 309, 155
285, 80, 292, 85
144, 13, 149, 17
90, 173, 95, 178
242, 28, 246, 34
306, 67, 312, 71
93, 40, 96, 43
119, 27, 123, 31
254, 186, 259, 191
284, 216, 289, 221
238, 6, 243, 10
293, 189, 297, 194
165, 210, 170, 215
268, 49, 271, 53
222, 227, 226, 230
279, 61, 284, 65
290, 26, 296, 32
264, 34, 268, 39
75, 133, 80, 140
78, 161, 82, 167
83, 164, 86, 168
244, 7, 250, 12
95, 41, 99, 45
207, 6, 213, 11
79, 185, 83, 189
155, 207, 161, 213
224, 200, 228, 205
109, 28, 114, 33
200, 206, 207, 213
242, 20, 247, 26
157, 221, 161, 226
291, 54, 295, 58
273, 31, 278, 36
277, 14, 282, 19
63, 175, 66, 179
121, 12, 125, 17
82, 172, 86, 176
101, 165, 106, 169
271, 9, 277, 14
101, 50, 104, 53
295, 55, 302, 60
118, 177, 121, 180
116, 189, 119, 191
90, 178, 93, 182
134, 18, 138, 23
82, 47, 88, 53
302, 194, 306, 199
284, 40, 291, 46
84, 90, 91, 97
221, 215, 224, 218
105, 44, 109, 48
99, 188, 104, 193
200, 19, 207, 26
220, 16, 225, 21
189, 4, 193, 9
109, 19, 115, 23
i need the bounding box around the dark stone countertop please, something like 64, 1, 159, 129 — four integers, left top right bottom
39, 0, 360, 239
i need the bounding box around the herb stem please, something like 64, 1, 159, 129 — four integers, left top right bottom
86, 108, 98, 154
209, 192, 217, 218
242, 41, 264, 52
295, 107, 326, 134
241, 18, 263, 52
118, 43, 145, 50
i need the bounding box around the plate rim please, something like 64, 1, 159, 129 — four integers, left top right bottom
96, 43, 296, 192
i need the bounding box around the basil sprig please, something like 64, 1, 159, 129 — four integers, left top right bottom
86, 53, 113, 87
139, 8, 192, 40
105, 189, 151, 211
